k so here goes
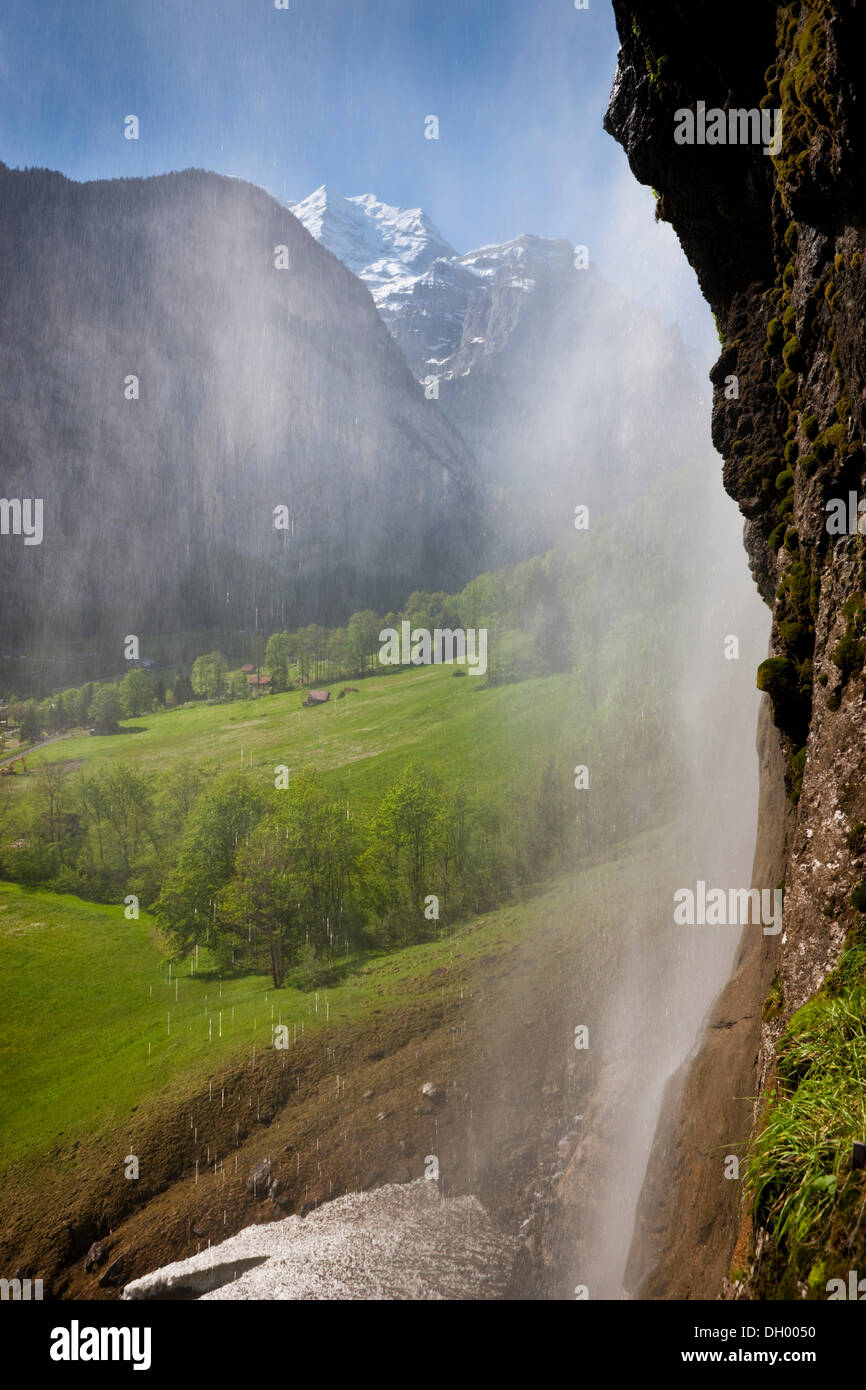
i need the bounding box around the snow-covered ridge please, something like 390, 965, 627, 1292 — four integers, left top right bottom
286, 185, 457, 294
285, 185, 577, 377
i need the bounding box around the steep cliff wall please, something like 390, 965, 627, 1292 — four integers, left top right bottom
605, 1, 866, 1296
0, 165, 481, 645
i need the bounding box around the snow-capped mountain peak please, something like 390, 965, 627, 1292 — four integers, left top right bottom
287, 186, 457, 291
287, 187, 580, 378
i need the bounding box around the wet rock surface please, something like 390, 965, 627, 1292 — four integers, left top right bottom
605, 0, 866, 1297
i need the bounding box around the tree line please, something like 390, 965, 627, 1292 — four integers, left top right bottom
0, 758, 576, 988
0, 565, 574, 747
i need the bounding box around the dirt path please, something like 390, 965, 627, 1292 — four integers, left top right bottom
0, 730, 78, 769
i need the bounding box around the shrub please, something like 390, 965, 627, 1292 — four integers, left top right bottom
847, 823, 866, 856
813, 421, 846, 463
768, 522, 787, 553
779, 619, 811, 659
757, 656, 810, 743
776, 368, 797, 399
764, 318, 783, 355
782, 336, 804, 372
832, 630, 864, 683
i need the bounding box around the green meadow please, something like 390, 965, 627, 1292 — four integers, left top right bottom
5, 664, 579, 817
0, 823, 669, 1175
0, 879, 472, 1171
0, 639, 672, 1180
0, 662, 585, 1171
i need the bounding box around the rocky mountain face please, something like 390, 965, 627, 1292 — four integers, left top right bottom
294, 185, 707, 555
288, 187, 579, 381
604, 0, 866, 1297
288, 185, 474, 375
288, 187, 458, 309
0, 166, 481, 646
433, 254, 704, 553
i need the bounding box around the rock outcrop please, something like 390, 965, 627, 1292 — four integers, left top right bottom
605, 0, 866, 1296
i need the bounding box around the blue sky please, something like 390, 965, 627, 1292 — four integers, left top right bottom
0, 0, 715, 357
0, 1, 622, 248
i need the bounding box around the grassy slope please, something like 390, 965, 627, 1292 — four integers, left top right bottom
0, 661, 587, 1173
0, 825, 676, 1293
0, 828, 667, 1176
3, 665, 579, 818
744, 938, 866, 1297
0, 877, 515, 1172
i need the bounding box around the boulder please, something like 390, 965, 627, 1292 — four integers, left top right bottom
247, 1158, 274, 1200
98, 1258, 125, 1288
84, 1241, 107, 1273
